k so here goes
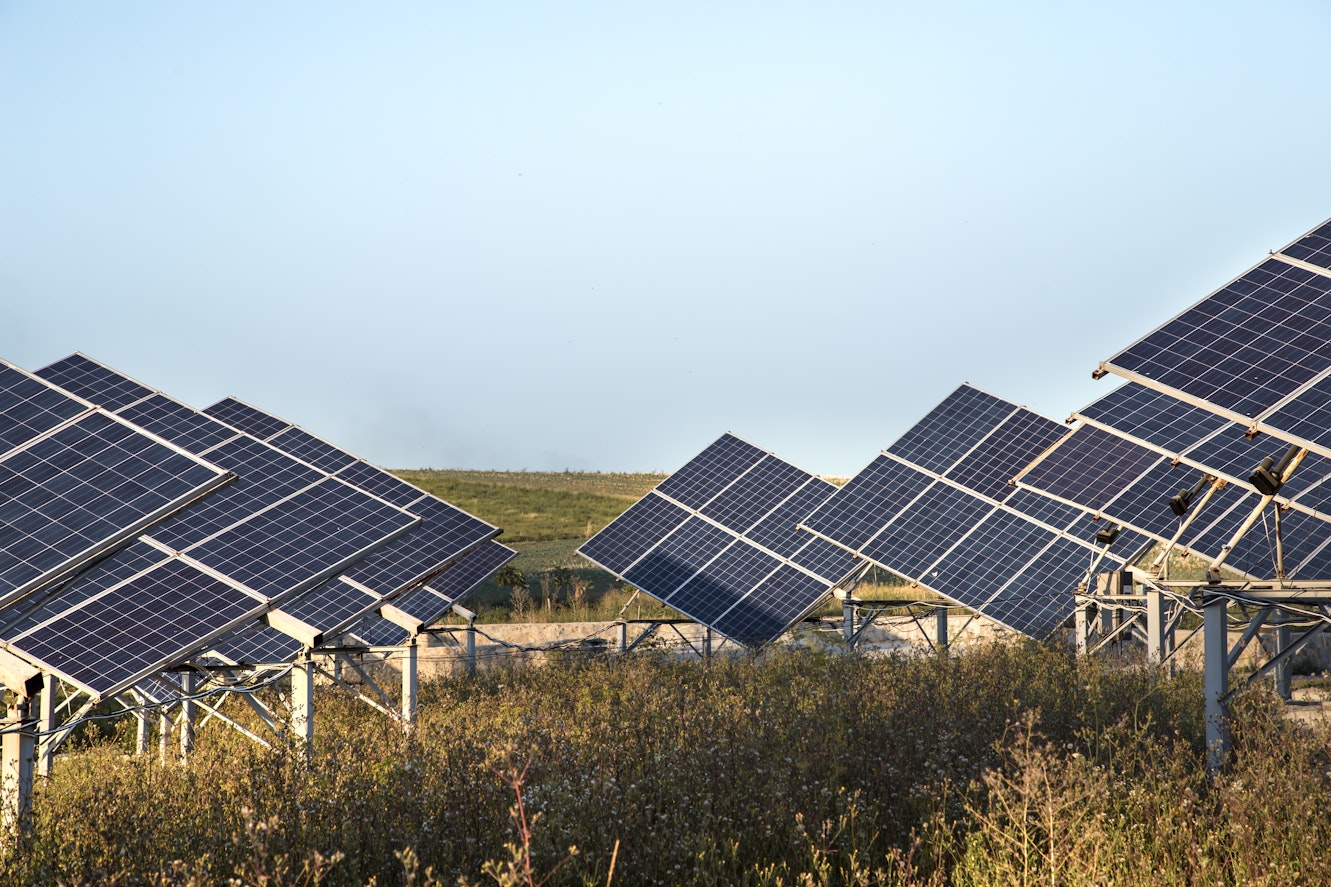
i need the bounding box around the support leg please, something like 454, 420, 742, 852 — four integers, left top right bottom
701, 628, 712, 660
179, 670, 197, 763
36, 673, 55, 778
1203, 596, 1229, 773
465, 626, 477, 677
934, 607, 948, 653
1074, 602, 1089, 657
843, 601, 855, 644
1146, 589, 1165, 665
1274, 623, 1293, 700
158, 710, 170, 766
616, 621, 627, 654
290, 656, 313, 757
135, 711, 149, 757
401, 640, 418, 729
1, 699, 34, 837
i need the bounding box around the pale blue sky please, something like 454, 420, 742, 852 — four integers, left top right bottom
4, 2, 1330, 475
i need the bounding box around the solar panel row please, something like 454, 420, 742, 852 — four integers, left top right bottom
0, 354, 508, 698
800, 386, 1149, 638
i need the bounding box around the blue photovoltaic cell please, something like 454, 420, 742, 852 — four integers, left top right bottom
1018, 424, 1163, 513
118, 395, 239, 455
623, 518, 733, 595
699, 456, 810, 534
361, 543, 518, 634
1095, 461, 1203, 539
1278, 218, 1331, 270
202, 397, 290, 441
579, 492, 691, 576
13, 559, 260, 695
1288, 536, 1331, 579
942, 409, 1067, 501
184, 478, 417, 600
665, 541, 781, 626
712, 566, 828, 645
421, 540, 516, 606
0, 412, 225, 600
860, 482, 995, 577
268, 426, 358, 474
334, 461, 428, 509
205, 624, 303, 666
653, 433, 767, 510
0, 364, 87, 452
801, 456, 935, 551
886, 386, 1016, 475
339, 498, 496, 594
36, 354, 154, 412
1080, 383, 1230, 454
790, 536, 860, 584
347, 618, 410, 647
1261, 373, 1331, 453
0, 540, 168, 638
983, 538, 1090, 637
147, 436, 325, 549
278, 581, 379, 633
914, 509, 1055, 612
747, 479, 838, 559
1107, 258, 1331, 418
1002, 488, 1085, 533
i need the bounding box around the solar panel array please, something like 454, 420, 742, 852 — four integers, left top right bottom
1099, 219, 1331, 464
1016, 379, 1331, 580
799, 386, 1149, 637
0, 354, 506, 698
195, 397, 511, 656
579, 434, 862, 647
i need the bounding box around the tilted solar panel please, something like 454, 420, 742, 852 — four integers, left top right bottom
800, 385, 1143, 639
9, 355, 424, 696
0, 362, 231, 609
579, 433, 861, 648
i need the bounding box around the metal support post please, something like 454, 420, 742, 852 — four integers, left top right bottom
290, 656, 314, 756
36, 673, 55, 778
135, 712, 149, 757
1074, 602, 1089, 657
1146, 589, 1166, 665
701, 628, 712, 660
1274, 623, 1293, 700
843, 600, 855, 643
935, 607, 948, 652
464, 626, 477, 676
616, 621, 627, 653
1203, 596, 1229, 773
333, 653, 343, 683
178, 670, 197, 762
1, 698, 34, 837
401, 640, 418, 729
158, 710, 170, 765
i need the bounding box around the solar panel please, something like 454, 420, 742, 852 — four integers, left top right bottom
198, 397, 503, 640
1276, 219, 1331, 271
801, 385, 1142, 639
1104, 257, 1331, 419
3, 354, 428, 695
201, 396, 290, 441
1048, 380, 1331, 579
10, 558, 263, 696
580, 435, 861, 647
0, 362, 231, 609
